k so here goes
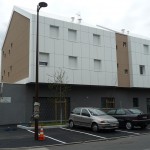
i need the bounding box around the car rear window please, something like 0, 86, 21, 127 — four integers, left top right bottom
88, 108, 106, 116
128, 109, 143, 114
72, 108, 81, 115
107, 109, 116, 115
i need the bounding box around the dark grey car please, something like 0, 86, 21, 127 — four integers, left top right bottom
69, 107, 119, 132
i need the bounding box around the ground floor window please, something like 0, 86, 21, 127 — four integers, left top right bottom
101, 97, 115, 109
133, 98, 139, 107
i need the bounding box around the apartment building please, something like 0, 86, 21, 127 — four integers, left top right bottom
1, 6, 150, 124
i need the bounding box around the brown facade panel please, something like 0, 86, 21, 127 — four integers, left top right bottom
116, 33, 130, 87
1, 11, 30, 83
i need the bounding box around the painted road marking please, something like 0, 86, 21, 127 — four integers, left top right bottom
61, 127, 108, 139
27, 129, 66, 144
116, 129, 140, 135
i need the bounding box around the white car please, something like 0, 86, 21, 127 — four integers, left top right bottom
69, 107, 119, 132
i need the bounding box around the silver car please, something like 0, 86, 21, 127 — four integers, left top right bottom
69, 107, 119, 132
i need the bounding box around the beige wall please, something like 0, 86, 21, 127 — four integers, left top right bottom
1, 11, 30, 83
116, 33, 130, 87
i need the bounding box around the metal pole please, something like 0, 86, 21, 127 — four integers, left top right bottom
34, 2, 47, 141
35, 4, 39, 141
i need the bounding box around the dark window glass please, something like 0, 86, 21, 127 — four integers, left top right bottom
116, 109, 126, 115
39, 62, 48, 66
101, 97, 115, 108
123, 42, 127, 47
133, 98, 139, 107
81, 109, 90, 117
124, 69, 128, 74
107, 109, 116, 115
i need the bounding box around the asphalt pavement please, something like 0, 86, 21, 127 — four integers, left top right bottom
0, 125, 150, 150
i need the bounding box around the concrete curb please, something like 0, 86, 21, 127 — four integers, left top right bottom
17, 124, 68, 130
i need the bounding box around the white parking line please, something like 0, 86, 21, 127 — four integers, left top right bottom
116, 129, 140, 135
61, 127, 108, 139
27, 129, 66, 144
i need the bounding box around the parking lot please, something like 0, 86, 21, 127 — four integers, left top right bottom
1, 125, 150, 148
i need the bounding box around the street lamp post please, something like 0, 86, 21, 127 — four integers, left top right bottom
34, 1, 48, 141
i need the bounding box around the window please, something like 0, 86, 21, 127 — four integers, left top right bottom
123, 42, 127, 47
39, 52, 49, 66
116, 109, 126, 115
93, 34, 100, 45
72, 108, 81, 115
124, 69, 128, 74
11, 43, 13, 48
143, 44, 149, 54
10, 66, 12, 71
94, 59, 101, 71
107, 109, 116, 115
50, 25, 59, 38
139, 65, 145, 75
69, 56, 77, 69
101, 97, 115, 108
81, 109, 90, 117
133, 98, 139, 107
68, 29, 77, 41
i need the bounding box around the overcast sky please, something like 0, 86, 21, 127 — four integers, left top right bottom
0, 0, 150, 48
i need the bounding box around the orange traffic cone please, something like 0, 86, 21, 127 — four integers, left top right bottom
38, 127, 45, 141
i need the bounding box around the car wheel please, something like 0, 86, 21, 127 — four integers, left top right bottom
91, 123, 99, 132
69, 120, 74, 128
125, 122, 133, 130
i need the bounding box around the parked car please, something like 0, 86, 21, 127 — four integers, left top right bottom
107, 108, 150, 130
69, 107, 119, 132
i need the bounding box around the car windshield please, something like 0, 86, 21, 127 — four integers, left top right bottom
128, 109, 143, 114
88, 108, 106, 116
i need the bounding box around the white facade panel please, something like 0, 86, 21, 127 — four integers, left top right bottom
81, 58, 90, 70
128, 36, 150, 88
45, 38, 55, 53
45, 24, 50, 37
97, 46, 104, 60
81, 44, 90, 58
98, 72, 105, 85
54, 39, 63, 55
81, 31, 89, 44
72, 43, 81, 57
25, 11, 118, 86
39, 23, 45, 36
64, 68, 74, 84
54, 54, 64, 68
90, 71, 98, 85
49, 53, 55, 67
81, 70, 91, 85
73, 70, 82, 84
39, 36, 45, 52
64, 41, 72, 56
